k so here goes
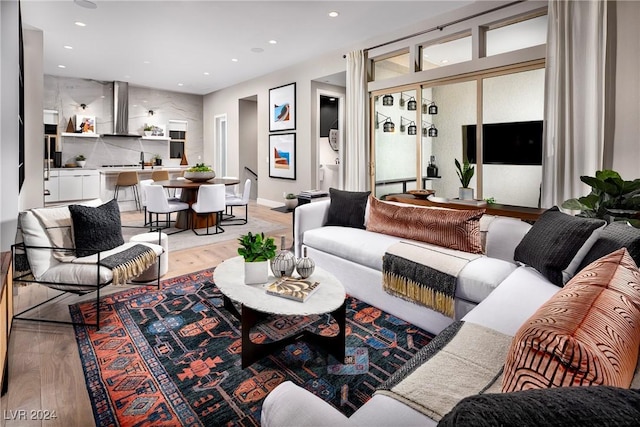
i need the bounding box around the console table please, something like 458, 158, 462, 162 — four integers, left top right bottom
0, 251, 14, 395
385, 194, 546, 223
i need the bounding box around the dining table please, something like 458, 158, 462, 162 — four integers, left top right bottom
155, 178, 240, 229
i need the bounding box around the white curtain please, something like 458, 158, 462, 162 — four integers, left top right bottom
541, 0, 612, 208
344, 50, 369, 191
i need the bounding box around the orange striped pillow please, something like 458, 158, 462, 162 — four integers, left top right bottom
502, 248, 640, 392
366, 197, 484, 254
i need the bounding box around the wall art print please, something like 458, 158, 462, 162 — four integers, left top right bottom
75, 115, 96, 134
269, 133, 296, 180
269, 83, 296, 132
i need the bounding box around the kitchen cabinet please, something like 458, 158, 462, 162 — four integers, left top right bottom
47, 169, 100, 203
1, 251, 14, 395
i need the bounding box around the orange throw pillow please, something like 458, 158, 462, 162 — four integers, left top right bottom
502, 248, 640, 392
366, 197, 484, 254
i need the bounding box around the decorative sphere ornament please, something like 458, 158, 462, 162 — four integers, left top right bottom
296, 247, 315, 279
270, 236, 295, 277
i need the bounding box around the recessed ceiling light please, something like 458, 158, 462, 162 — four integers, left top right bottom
143, 60, 150, 64
178, 83, 184, 87
441, 59, 449, 64
57, 65, 66, 68
203, 72, 210, 75
251, 47, 264, 53
231, 58, 238, 62
74, 0, 97, 9
64, 45, 73, 50
74, 21, 86, 27
269, 40, 277, 45
328, 11, 339, 18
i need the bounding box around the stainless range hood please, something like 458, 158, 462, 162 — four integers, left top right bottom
101, 81, 140, 137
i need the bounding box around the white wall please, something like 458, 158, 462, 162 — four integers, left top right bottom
0, 0, 20, 251
203, 52, 345, 205
612, 0, 640, 177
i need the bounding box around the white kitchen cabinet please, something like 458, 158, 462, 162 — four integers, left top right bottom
44, 171, 60, 202
55, 169, 100, 202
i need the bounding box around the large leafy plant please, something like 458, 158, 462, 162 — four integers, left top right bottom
237, 232, 277, 262
561, 170, 640, 227
455, 158, 475, 188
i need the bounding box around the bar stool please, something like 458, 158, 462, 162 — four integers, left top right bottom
114, 171, 141, 211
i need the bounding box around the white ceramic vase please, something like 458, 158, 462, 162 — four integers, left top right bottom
459, 187, 474, 200
284, 198, 298, 210
244, 260, 268, 285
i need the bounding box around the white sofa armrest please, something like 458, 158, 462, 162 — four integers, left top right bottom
294, 200, 330, 258
261, 381, 357, 427
485, 217, 532, 263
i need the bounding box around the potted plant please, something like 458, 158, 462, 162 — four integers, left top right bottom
561, 169, 640, 227
455, 158, 475, 200
238, 232, 277, 284
75, 154, 86, 168
143, 124, 153, 136
184, 163, 216, 182
152, 154, 162, 166
283, 192, 298, 210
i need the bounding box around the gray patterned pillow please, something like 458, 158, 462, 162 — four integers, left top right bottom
69, 199, 124, 257
514, 207, 606, 286
578, 221, 640, 271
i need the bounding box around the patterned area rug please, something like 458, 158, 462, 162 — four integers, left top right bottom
71, 269, 433, 426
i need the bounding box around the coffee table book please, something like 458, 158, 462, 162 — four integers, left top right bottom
265, 277, 321, 302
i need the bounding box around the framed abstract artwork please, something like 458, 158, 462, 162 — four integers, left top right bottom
269, 133, 296, 180
75, 115, 96, 134
269, 83, 296, 132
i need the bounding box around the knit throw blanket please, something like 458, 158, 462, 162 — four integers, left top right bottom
382, 241, 481, 318
97, 244, 157, 286
376, 321, 510, 421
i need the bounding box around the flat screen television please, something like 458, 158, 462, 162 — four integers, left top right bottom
462, 120, 543, 165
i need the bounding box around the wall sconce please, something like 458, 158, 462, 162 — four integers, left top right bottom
80, 103, 87, 110
422, 99, 438, 115
148, 110, 155, 116
376, 112, 395, 132
400, 117, 417, 135
422, 121, 438, 137
382, 94, 394, 106
399, 93, 417, 111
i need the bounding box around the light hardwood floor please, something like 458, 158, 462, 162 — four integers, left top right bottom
0, 202, 293, 427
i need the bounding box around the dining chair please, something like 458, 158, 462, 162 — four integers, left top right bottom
139, 179, 155, 225
224, 179, 251, 225
114, 171, 141, 211
191, 184, 226, 236
145, 184, 190, 234
151, 170, 170, 181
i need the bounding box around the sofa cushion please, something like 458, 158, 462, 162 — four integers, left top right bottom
514, 206, 606, 286
325, 188, 371, 229
366, 197, 484, 254
18, 210, 60, 279
578, 221, 640, 271
456, 257, 517, 304
502, 248, 640, 392
69, 199, 125, 257
439, 386, 640, 427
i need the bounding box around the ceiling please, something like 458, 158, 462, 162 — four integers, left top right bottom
20, 0, 472, 95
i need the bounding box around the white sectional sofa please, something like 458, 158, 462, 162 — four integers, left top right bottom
261, 195, 640, 426
290, 198, 531, 334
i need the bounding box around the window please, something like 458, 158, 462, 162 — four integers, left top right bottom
421, 34, 472, 70
486, 15, 548, 57
373, 51, 411, 81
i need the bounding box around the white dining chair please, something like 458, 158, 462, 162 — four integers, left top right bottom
191, 184, 226, 235
139, 179, 155, 225
145, 184, 190, 233
224, 179, 251, 225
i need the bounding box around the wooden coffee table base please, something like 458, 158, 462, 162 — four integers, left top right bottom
223, 296, 346, 368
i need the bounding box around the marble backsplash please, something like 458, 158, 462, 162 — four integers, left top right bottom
44, 75, 204, 168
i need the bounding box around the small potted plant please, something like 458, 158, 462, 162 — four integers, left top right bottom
143, 124, 153, 136
75, 154, 86, 168
284, 192, 298, 210
238, 232, 277, 284
455, 158, 475, 200
152, 154, 162, 166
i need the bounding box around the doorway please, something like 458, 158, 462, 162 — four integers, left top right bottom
238, 96, 258, 199
316, 90, 345, 191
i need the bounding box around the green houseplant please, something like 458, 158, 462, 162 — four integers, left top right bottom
143, 124, 153, 136
455, 158, 475, 200
238, 232, 277, 284
75, 154, 86, 168
561, 170, 640, 227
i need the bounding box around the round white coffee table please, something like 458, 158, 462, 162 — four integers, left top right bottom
214, 256, 346, 368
